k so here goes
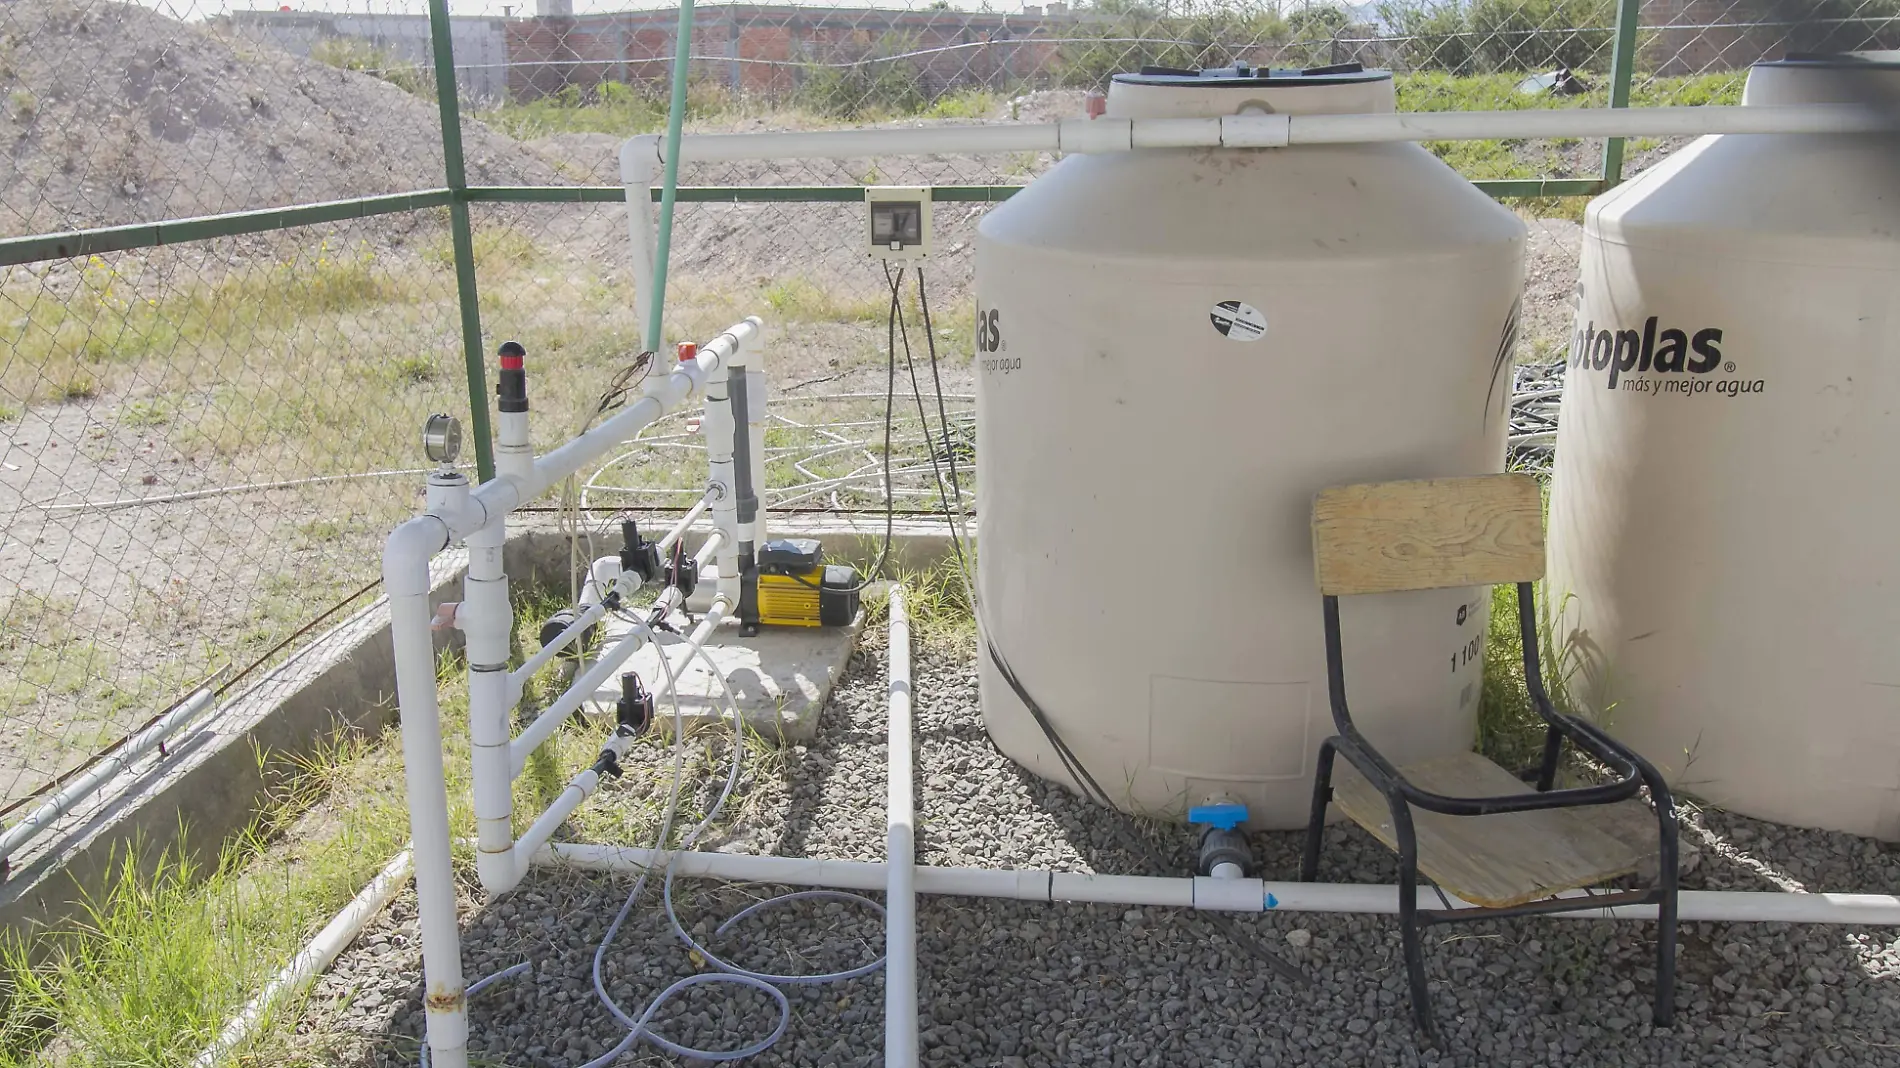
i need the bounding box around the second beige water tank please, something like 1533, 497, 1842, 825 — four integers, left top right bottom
1547, 57, 1900, 840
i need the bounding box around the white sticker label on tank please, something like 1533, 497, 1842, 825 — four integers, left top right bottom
1209, 300, 1268, 341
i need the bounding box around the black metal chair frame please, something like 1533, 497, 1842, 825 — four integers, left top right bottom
1299, 580, 1680, 1039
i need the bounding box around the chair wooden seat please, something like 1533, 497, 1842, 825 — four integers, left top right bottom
1332, 751, 1656, 908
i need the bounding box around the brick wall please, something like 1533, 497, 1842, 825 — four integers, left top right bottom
504, 3, 1073, 102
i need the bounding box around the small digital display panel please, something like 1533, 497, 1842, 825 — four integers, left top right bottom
871, 201, 923, 248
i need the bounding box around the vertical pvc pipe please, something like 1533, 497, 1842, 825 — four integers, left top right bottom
619, 136, 660, 349
386, 547, 468, 1068
644, 0, 699, 354
1600, 0, 1643, 188
426, 0, 494, 482
884, 587, 918, 1068
727, 357, 761, 637
465, 516, 518, 896
745, 331, 770, 550
703, 346, 742, 607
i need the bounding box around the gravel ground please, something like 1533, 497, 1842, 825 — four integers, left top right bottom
295, 630, 1900, 1067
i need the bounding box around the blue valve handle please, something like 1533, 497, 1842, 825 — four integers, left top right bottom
1188, 803, 1249, 831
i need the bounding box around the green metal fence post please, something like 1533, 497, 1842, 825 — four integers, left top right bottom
1600, 0, 1644, 189
428, 0, 496, 482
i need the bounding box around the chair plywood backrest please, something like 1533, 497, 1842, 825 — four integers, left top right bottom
1312, 474, 1545, 596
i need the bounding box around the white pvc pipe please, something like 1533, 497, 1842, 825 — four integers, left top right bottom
652, 104, 1890, 166
656, 491, 714, 553
510, 731, 640, 874
533, 846, 1900, 926
379, 317, 761, 1068
884, 587, 917, 1068
464, 517, 517, 896
511, 597, 612, 687
0, 684, 218, 865
515, 491, 717, 692
510, 613, 652, 775
621, 134, 660, 347
703, 342, 743, 609
496, 409, 534, 487
192, 849, 413, 1067
387, 589, 468, 1068
508, 528, 728, 775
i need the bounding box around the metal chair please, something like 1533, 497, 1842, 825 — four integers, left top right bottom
1299, 473, 1678, 1038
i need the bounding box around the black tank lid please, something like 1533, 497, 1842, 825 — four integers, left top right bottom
1112, 62, 1392, 88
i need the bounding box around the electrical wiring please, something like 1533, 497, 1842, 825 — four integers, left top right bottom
774, 262, 910, 596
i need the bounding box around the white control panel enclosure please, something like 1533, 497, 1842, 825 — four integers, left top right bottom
865, 186, 933, 260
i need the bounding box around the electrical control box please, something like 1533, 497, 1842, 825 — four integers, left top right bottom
865, 186, 933, 261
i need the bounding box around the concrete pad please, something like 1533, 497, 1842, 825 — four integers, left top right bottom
590, 605, 866, 744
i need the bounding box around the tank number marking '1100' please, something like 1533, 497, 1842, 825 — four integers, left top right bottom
1568, 315, 1767, 397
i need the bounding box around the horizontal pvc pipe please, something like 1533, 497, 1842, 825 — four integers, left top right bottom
193, 849, 414, 1066
656, 491, 714, 553
660, 105, 1890, 165
511, 732, 641, 871
0, 685, 218, 864
1052, 871, 1194, 908
510, 622, 653, 777
381, 322, 758, 602
511, 536, 730, 775
532, 846, 1900, 926
515, 494, 717, 689
1289, 103, 1891, 144
511, 598, 613, 687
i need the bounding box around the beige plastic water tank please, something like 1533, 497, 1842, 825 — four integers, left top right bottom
1548, 57, 1900, 840
973, 65, 1528, 827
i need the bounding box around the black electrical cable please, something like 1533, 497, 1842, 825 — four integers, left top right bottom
908, 269, 1311, 990
777, 262, 906, 596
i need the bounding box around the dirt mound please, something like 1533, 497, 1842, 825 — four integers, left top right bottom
0, 0, 556, 234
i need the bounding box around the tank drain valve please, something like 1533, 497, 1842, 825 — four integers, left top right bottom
1189, 803, 1253, 879
617, 671, 655, 736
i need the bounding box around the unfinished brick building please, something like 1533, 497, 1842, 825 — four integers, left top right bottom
506, 3, 1078, 101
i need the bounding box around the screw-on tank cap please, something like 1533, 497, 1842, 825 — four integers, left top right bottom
1105, 62, 1395, 119
1745, 51, 1900, 106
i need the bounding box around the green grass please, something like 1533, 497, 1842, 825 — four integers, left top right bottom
1389, 70, 1744, 218
0, 582, 624, 1066
1473, 481, 1591, 774
921, 89, 1000, 120
0, 728, 427, 1068
883, 561, 976, 652
761, 277, 888, 325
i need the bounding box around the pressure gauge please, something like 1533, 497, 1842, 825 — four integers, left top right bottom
866, 186, 933, 261
422, 413, 462, 465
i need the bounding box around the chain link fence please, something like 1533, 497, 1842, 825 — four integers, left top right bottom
0, 0, 488, 821
2, 0, 1890, 842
